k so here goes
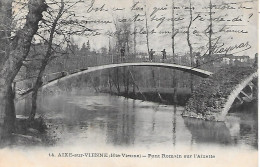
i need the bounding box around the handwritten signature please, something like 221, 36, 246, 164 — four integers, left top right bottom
208, 36, 252, 55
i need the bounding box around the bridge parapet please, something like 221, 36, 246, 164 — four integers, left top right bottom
16, 62, 212, 98
183, 66, 258, 121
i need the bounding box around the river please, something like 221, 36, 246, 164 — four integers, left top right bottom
16, 92, 258, 151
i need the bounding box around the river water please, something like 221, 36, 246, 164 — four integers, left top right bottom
17, 92, 258, 151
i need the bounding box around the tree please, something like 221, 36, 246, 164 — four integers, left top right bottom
144, 9, 150, 56
111, 19, 133, 94
187, 0, 194, 67
28, 0, 90, 121
81, 41, 90, 54
171, 0, 178, 61
29, 0, 65, 121
86, 40, 90, 51
0, 0, 47, 135
186, 0, 194, 92
208, 0, 213, 56
171, 0, 178, 104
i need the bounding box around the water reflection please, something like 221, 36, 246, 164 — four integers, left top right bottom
106, 99, 136, 146
15, 93, 258, 150
183, 118, 232, 144
172, 105, 177, 146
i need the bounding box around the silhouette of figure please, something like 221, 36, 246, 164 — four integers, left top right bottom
149, 49, 155, 62
161, 49, 166, 62
196, 59, 200, 67
120, 47, 125, 62
195, 52, 201, 68
253, 53, 258, 68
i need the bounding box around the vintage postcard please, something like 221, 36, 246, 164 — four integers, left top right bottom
0, 0, 258, 166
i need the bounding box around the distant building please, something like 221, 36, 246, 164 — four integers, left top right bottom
225, 55, 250, 64
202, 54, 250, 66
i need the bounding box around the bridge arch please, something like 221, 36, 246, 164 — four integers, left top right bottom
41, 62, 212, 90
218, 71, 258, 121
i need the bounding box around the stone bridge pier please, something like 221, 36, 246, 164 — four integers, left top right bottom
183, 66, 258, 121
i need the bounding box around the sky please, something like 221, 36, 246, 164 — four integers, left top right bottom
68, 0, 258, 57
13, 0, 258, 57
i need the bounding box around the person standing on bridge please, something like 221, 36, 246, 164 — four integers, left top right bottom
161, 49, 166, 62
253, 53, 258, 68
195, 52, 201, 68
120, 46, 125, 62
149, 49, 155, 62
196, 59, 200, 68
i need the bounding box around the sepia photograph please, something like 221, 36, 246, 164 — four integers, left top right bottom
0, 0, 258, 166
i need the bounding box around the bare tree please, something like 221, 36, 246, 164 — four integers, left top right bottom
0, 0, 47, 135
171, 0, 178, 104
144, 9, 150, 56
28, 0, 90, 120
111, 19, 134, 95
208, 0, 213, 56
29, 0, 65, 121
171, 0, 177, 61
132, 0, 137, 94
186, 0, 194, 92
187, 0, 193, 67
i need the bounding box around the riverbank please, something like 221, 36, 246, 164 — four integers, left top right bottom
0, 116, 56, 148
183, 66, 257, 121
100, 87, 191, 106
